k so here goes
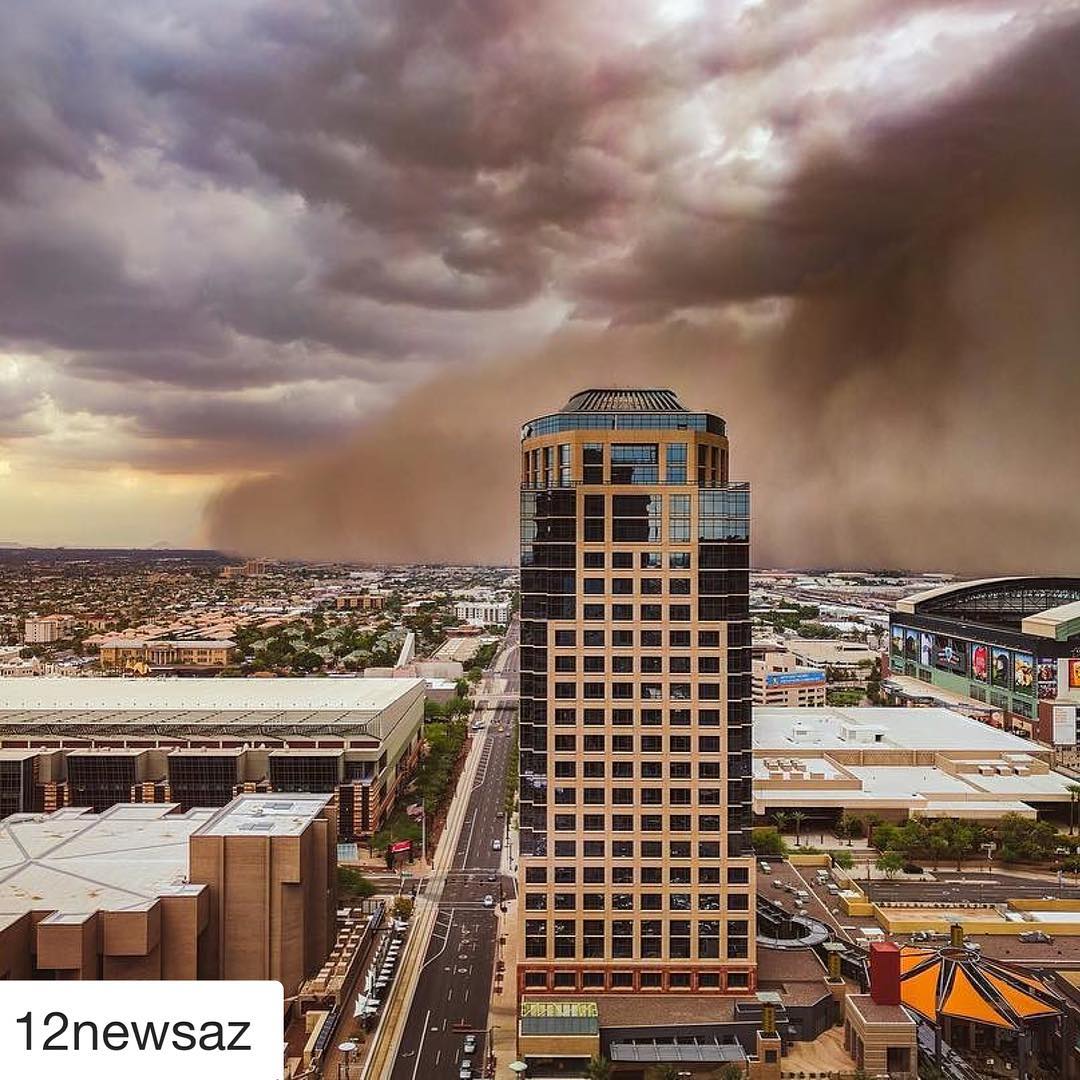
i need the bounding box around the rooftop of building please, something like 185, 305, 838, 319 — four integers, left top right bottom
97, 637, 236, 649
0, 676, 424, 741
0, 675, 423, 716
895, 577, 1080, 639
523, 387, 725, 437
0, 803, 213, 913
194, 793, 332, 838
0, 795, 329, 913
560, 388, 688, 413
754, 706, 1044, 754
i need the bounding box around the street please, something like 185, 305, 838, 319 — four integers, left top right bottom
388, 622, 519, 1080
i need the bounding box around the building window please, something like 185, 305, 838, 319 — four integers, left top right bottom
611, 443, 659, 484
666, 442, 688, 483
583, 443, 604, 484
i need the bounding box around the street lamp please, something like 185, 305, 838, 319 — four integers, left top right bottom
338, 1040, 357, 1080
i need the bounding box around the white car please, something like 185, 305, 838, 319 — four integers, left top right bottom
460, 1058, 473, 1078
482, 894, 495, 908
463, 1034, 477, 1054
491, 839, 502, 851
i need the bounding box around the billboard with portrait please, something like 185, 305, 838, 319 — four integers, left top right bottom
891, 626, 904, 657
1071, 659, 1080, 690
991, 647, 1012, 689
905, 628, 919, 661
1038, 659, 1059, 700
971, 643, 989, 683
1013, 652, 1035, 697
920, 632, 934, 667
935, 636, 968, 675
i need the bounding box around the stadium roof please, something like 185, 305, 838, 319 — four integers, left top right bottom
895, 577, 1080, 635
560, 388, 687, 413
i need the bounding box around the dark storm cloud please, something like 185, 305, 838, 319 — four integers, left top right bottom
210, 11, 1080, 574
0, 0, 635, 458
3, 0, 1078, 569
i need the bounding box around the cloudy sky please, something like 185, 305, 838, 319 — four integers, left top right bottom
2, 1, 1078, 569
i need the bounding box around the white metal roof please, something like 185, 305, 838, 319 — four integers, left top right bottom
0, 676, 422, 714
753, 706, 1039, 753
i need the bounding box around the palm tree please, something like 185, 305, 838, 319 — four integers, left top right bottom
791, 810, 807, 847
713, 1064, 746, 1080
837, 813, 853, 846
585, 1056, 614, 1080
646, 1067, 680, 1080
772, 811, 789, 837
1068, 785, 1080, 835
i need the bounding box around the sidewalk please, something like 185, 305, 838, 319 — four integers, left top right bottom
487, 826, 520, 1078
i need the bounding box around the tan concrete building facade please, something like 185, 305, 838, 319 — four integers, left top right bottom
24, 614, 76, 644
97, 637, 236, 671
752, 651, 828, 706
517, 389, 756, 999
0, 794, 335, 993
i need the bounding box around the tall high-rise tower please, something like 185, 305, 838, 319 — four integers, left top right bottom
516, 389, 755, 999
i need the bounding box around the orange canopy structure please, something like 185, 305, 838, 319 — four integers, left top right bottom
899, 945, 1062, 1030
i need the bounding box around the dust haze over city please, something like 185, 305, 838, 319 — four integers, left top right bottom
0, 2, 1075, 570
7, 7, 1080, 1080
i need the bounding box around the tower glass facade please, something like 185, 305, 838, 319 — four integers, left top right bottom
516, 389, 756, 998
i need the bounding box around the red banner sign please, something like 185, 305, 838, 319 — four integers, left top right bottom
390, 840, 412, 854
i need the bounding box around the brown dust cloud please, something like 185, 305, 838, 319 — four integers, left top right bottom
206, 20, 1080, 574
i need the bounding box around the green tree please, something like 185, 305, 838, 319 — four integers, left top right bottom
391, 896, 414, 921
876, 850, 905, 879
872, 823, 900, 852
584, 1055, 614, 1080
292, 649, 324, 674
337, 866, 375, 899
831, 850, 854, 871
771, 811, 789, 837
837, 813, 854, 846
1068, 784, 1080, 835
752, 827, 786, 856
928, 831, 950, 871
646, 1066, 680, 1080
713, 1065, 746, 1080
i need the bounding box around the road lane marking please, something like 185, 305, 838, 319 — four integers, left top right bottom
409, 1009, 432, 1080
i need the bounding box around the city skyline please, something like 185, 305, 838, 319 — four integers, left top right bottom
1, 4, 1079, 572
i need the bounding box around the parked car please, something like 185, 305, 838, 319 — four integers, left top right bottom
491, 839, 502, 851
483, 894, 495, 908
460, 1058, 473, 1079
1019, 931, 1053, 944
463, 1035, 477, 1054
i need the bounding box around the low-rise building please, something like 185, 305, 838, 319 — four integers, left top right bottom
454, 599, 511, 627
787, 637, 880, 674
0, 677, 425, 839
97, 637, 236, 672
334, 593, 387, 611
753, 706, 1080, 826
23, 614, 76, 644
753, 652, 827, 707
0, 794, 335, 993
